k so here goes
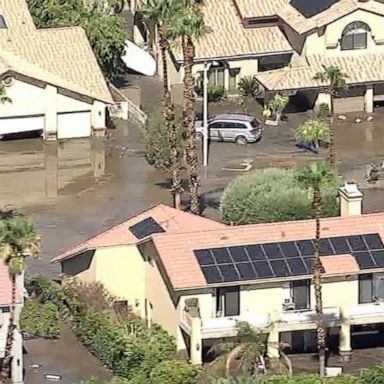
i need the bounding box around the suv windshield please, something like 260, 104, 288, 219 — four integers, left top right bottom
251, 119, 259, 128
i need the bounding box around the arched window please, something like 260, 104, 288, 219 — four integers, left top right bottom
341, 21, 370, 50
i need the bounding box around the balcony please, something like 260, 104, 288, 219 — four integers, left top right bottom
279, 307, 341, 330
349, 302, 384, 324
180, 310, 270, 339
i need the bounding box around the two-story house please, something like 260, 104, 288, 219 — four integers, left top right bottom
132, 0, 384, 113
0, 262, 24, 384
53, 184, 384, 366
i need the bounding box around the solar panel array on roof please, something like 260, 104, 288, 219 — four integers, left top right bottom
129, 217, 165, 239
290, 0, 340, 18
194, 233, 384, 284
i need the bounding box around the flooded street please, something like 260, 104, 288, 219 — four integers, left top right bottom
1, 112, 384, 278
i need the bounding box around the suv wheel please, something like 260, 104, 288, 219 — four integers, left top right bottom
235, 136, 248, 145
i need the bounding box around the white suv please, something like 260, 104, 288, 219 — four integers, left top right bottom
194, 114, 262, 145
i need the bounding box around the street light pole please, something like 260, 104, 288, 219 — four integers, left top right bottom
203, 61, 209, 167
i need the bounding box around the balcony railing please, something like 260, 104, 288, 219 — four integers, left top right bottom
349, 302, 384, 320
280, 307, 340, 325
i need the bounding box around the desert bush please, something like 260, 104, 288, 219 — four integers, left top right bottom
220, 168, 339, 225
208, 85, 226, 102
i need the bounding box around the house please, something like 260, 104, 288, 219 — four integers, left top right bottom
0, 0, 113, 140
133, 0, 384, 113
53, 185, 384, 367
0, 262, 24, 384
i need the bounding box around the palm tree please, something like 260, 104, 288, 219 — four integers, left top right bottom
0, 83, 11, 104
209, 322, 265, 378
295, 119, 330, 150
141, 0, 183, 209
166, 1, 207, 214
0, 211, 40, 381
296, 162, 336, 376
314, 65, 348, 169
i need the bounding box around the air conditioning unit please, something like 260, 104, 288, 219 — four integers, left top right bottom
282, 298, 296, 311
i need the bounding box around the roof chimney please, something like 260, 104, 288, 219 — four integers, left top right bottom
339, 182, 363, 217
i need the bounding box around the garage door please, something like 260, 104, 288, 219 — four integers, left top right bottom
0, 116, 44, 135
57, 111, 91, 139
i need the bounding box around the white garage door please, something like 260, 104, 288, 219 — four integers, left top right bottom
57, 111, 91, 139
0, 116, 44, 135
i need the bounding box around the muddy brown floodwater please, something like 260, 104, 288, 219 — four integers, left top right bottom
0, 111, 384, 279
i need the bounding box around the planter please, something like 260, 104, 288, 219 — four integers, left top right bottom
264, 113, 281, 126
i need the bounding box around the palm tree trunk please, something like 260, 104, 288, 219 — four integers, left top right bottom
1, 275, 16, 382
182, 35, 199, 214
313, 187, 326, 376
329, 115, 335, 170
159, 29, 182, 209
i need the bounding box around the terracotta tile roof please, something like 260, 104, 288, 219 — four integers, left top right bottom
150, 213, 384, 290
256, 53, 384, 90
277, 0, 384, 35
174, 0, 292, 62
52, 204, 225, 263
0, 262, 12, 306
233, 0, 289, 19
0, 0, 112, 103
320, 254, 360, 275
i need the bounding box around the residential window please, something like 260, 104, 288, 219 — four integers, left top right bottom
359, 273, 384, 303
216, 286, 240, 317
341, 21, 369, 50
208, 66, 225, 88
291, 280, 310, 310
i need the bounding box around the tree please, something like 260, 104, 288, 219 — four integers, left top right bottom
314, 66, 348, 169
220, 168, 339, 225
295, 120, 330, 150
209, 322, 265, 379
28, 0, 127, 80
143, 105, 185, 177
0, 211, 40, 381
0, 83, 11, 104
141, 0, 183, 209
166, 1, 208, 214
296, 162, 336, 376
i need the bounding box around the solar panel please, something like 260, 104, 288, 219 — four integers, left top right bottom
129, 217, 165, 239
290, 0, 340, 18
229, 246, 249, 262
201, 265, 222, 283
194, 233, 384, 284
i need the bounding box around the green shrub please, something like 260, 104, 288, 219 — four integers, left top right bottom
360, 364, 384, 384
20, 300, 60, 338
149, 360, 197, 384
220, 167, 339, 225
143, 106, 185, 172
317, 103, 331, 119
208, 85, 226, 102
238, 76, 259, 98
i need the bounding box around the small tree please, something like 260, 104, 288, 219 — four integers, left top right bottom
314, 65, 348, 169
220, 168, 338, 225
143, 106, 185, 175
237, 76, 259, 114
296, 162, 336, 377
295, 120, 330, 149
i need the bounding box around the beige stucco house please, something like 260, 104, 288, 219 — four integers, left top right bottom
133, 0, 384, 113
0, 0, 113, 140
0, 262, 24, 384
53, 187, 384, 367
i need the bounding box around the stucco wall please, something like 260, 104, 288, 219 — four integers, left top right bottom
304, 9, 384, 56
95, 245, 146, 316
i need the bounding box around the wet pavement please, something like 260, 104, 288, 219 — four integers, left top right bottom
1, 108, 384, 278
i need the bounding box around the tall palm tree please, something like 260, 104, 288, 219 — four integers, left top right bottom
314, 65, 348, 170
296, 162, 336, 376
166, 2, 207, 214
141, 0, 183, 209
0, 211, 40, 381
